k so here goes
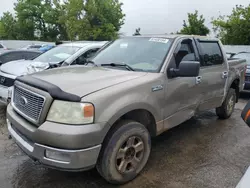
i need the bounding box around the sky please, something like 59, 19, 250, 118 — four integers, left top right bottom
0, 0, 249, 36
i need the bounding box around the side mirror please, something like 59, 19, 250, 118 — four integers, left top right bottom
169, 61, 200, 77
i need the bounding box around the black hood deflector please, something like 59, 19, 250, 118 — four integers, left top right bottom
16, 75, 81, 102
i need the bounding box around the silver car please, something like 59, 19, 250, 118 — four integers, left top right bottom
0, 41, 107, 104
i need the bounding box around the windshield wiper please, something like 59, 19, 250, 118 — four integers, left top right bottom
101, 63, 134, 71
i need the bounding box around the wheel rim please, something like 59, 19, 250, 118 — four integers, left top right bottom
116, 136, 144, 174
227, 95, 235, 114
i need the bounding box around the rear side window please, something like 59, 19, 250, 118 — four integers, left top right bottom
199, 42, 223, 66
0, 52, 24, 63
0, 44, 3, 48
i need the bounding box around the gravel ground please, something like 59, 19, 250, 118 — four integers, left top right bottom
0, 96, 250, 188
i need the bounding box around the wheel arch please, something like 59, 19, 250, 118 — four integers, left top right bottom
106, 104, 160, 137
229, 78, 240, 102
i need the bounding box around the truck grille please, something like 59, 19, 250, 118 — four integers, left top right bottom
0, 76, 15, 87
12, 85, 45, 123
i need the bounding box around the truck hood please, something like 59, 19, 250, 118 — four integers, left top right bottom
30, 66, 147, 97
0, 60, 49, 76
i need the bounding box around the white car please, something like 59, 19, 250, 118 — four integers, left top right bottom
0, 41, 108, 104
236, 166, 250, 188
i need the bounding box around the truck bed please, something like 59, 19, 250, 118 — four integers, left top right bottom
227, 58, 246, 92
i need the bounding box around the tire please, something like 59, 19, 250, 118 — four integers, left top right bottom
96, 120, 151, 184
216, 88, 236, 119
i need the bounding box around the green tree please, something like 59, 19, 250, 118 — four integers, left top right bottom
0, 12, 18, 39
14, 0, 67, 41
0, 21, 6, 39
133, 28, 141, 36
0, 0, 125, 41
179, 10, 210, 36
212, 4, 250, 45
61, 0, 125, 41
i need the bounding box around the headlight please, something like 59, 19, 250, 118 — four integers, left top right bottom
46, 100, 94, 124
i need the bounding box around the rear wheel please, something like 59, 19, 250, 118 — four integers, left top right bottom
216, 88, 236, 119
97, 120, 151, 184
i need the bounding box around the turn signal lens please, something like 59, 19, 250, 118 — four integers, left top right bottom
83, 104, 94, 118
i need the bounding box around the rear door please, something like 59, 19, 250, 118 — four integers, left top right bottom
195, 39, 228, 111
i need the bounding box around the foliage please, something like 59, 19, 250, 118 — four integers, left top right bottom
179, 10, 210, 36
0, 12, 18, 39
0, 0, 125, 41
212, 4, 250, 45
0, 21, 5, 39
61, 0, 125, 41
14, 0, 67, 41
133, 28, 141, 36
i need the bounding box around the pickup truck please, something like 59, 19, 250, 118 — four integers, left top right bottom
0, 41, 107, 105
7, 35, 246, 184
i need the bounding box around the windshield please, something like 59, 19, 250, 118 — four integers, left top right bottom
233, 53, 250, 64
34, 45, 81, 64
92, 37, 173, 72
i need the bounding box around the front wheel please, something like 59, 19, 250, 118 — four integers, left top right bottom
97, 120, 151, 184
216, 88, 236, 119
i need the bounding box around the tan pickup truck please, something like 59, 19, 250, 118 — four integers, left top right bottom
7, 35, 246, 184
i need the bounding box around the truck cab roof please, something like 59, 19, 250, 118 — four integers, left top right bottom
128, 34, 219, 41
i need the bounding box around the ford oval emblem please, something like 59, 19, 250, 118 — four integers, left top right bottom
20, 96, 28, 106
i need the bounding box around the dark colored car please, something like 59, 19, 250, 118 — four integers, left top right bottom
0, 50, 42, 65
232, 52, 250, 91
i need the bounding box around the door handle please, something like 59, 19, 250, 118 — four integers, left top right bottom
196, 76, 202, 84
222, 71, 228, 79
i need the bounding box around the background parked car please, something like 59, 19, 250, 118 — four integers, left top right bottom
39, 44, 55, 52
0, 50, 41, 66
0, 41, 107, 104
231, 52, 250, 91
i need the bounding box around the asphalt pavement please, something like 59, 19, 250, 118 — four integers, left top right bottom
1, 95, 250, 188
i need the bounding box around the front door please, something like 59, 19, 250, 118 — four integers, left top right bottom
163, 38, 203, 130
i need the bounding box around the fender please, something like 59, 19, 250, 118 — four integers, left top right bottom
107, 102, 161, 126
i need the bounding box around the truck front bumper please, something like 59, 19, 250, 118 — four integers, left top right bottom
7, 120, 101, 171
6, 104, 109, 171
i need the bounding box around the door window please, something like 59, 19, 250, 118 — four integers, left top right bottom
174, 40, 196, 68
84, 48, 100, 59
198, 42, 223, 66
72, 48, 100, 65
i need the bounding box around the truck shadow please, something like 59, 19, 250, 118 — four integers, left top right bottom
10, 110, 246, 188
